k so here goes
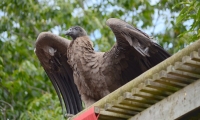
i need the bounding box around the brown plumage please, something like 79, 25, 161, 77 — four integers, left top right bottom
35, 18, 170, 115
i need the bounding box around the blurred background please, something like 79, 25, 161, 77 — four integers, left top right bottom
0, 0, 199, 119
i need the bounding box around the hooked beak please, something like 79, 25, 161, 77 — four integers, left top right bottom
65, 29, 71, 36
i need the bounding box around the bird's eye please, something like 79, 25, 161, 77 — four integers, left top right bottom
75, 27, 78, 30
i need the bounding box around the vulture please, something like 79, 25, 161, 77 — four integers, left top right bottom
35, 18, 170, 115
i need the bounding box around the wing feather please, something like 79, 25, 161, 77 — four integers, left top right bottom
35, 32, 82, 115
105, 18, 170, 85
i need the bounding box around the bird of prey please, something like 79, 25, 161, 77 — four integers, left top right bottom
35, 18, 170, 115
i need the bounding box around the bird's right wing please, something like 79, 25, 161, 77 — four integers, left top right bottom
35, 32, 82, 115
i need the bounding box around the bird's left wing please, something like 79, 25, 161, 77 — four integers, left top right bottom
104, 18, 170, 85
35, 32, 82, 115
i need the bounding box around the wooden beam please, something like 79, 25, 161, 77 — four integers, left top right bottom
98, 110, 131, 119
129, 79, 200, 120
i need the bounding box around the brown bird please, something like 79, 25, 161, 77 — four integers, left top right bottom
35, 18, 170, 115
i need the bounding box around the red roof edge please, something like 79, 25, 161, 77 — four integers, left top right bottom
72, 106, 100, 120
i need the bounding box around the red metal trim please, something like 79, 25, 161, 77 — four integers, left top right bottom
73, 106, 99, 120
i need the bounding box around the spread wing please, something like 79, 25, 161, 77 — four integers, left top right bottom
35, 32, 82, 115
105, 18, 171, 85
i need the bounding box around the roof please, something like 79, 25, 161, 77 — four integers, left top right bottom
72, 39, 200, 120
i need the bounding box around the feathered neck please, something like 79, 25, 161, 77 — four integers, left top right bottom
67, 36, 96, 71
70, 36, 94, 52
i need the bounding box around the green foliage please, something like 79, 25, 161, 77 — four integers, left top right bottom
153, 0, 200, 53
0, 0, 199, 119
175, 1, 200, 41
20, 93, 64, 120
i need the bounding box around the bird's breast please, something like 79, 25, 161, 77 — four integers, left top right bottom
67, 40, 108, 98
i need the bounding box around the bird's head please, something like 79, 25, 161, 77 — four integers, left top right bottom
65, 26, 87, 40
